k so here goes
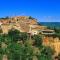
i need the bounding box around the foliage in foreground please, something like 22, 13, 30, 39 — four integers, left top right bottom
0, 29, 55, 60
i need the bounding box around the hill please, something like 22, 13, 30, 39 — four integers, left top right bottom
0, 16, 47, 34
40, 22, 60, 28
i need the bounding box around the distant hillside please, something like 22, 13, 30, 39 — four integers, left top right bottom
40, 22, 60, 28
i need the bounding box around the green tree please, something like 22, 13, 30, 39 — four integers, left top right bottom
21, 43, 33, 60
0, 34, 12, 45
0, 48, 3, 60
37, 22, 42, 25
32, 35, 42, 47
19, 32, 29, 43
8, 29, 21, 42
7, 43, 24, 60
0, 16, 9, 19
0, 35, 4, 60
37, 46, 55, 60
29, 16, 35, 20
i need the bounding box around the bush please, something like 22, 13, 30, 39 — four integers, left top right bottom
37, 46, 55, 60
29, 16, 35, 19
19, 32, 29, 42
32, 35, 42, 47
8, 29, 21, 42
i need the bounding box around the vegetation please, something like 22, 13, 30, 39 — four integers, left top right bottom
47, 26, 60, 39
32, 35, 42, 47
37, 22, 42, 25
37, 46, 55, 60
0, 28, 55, 60
0, 16, 9, 19
29, 16, 35, 20
8, 29, 21, 42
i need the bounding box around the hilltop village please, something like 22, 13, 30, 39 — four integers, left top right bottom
0, 16, 54, 35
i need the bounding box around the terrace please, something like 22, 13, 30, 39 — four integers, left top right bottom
40, 29, 55, 35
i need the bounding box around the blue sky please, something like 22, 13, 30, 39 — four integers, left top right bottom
0, 0, 60, 22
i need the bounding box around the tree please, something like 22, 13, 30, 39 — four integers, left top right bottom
37, 22, 42, 26
7, 43, 33, 60
32, 35, 42, 47
53, 27, 60, 39
21, 43, 33, 60
0, 16, 9, 19
7, 43, 24, 60
0, 35, 4, 60
19, 32, 29, 43
29, 16, 35, 20
37, 46, 55, 60
0, 48, 3, 60
8, 29, 21, 42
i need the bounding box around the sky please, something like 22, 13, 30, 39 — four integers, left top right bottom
0, 0, 60, 22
